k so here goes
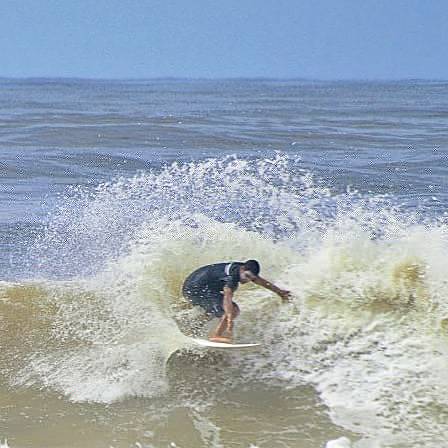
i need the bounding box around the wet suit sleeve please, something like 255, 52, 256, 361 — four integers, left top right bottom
223, 275, 238, 291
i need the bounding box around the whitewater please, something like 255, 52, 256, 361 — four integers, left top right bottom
1, 79, 448, 448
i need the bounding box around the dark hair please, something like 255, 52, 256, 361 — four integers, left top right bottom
243, 259, 260, 276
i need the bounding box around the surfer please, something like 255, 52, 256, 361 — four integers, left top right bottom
182, 260, 290, 343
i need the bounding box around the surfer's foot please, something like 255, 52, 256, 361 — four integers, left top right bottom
209, 336, 232, 344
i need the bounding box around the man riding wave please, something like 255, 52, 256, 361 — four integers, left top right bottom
182, 260, 290, 343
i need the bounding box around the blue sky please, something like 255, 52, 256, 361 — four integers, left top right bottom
1, 0, 447, 79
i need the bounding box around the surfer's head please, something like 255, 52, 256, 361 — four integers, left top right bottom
239, 259, 260, 283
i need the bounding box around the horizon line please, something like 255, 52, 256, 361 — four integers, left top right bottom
0, 75, 447, 83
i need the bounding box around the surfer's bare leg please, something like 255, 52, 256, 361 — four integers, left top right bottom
209, 304, 239, 342
210, 316, 229, 339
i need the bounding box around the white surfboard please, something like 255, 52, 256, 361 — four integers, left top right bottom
191, 338, 261, 349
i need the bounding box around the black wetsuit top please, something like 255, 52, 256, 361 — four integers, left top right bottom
182, 262, 243, 316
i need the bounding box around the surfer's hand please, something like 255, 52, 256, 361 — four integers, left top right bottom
278, 290, 291, 302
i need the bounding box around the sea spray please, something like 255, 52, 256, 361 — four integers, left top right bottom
4, 154, 448, 445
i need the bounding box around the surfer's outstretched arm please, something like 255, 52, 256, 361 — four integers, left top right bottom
251, 274, 291, 301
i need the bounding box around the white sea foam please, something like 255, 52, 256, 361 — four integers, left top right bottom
325, 437, 352, 448
8, 155, 448, 446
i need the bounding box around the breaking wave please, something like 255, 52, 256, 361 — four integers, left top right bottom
2, 153, 448, 446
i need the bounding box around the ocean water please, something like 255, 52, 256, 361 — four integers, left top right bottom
1, 78, 448, 448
